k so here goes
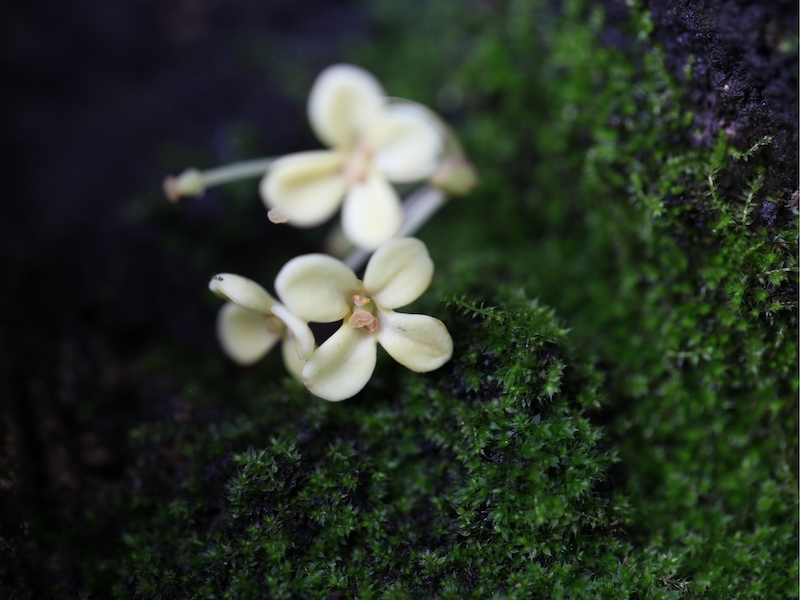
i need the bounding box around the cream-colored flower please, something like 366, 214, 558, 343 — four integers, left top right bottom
260, 65, 443, 251
209, 273, 316, 380
274, 237, 453, 401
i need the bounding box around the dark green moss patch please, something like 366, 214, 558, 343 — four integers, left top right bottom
99, 290, 680, 598
356, 0, 797, 596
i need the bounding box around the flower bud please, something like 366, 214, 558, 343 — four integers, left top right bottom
429, 156, 479, 196
163, 168, 205, 202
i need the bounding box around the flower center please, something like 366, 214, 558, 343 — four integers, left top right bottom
264, 315, 284, 335
347, 295, 378, 333
342, 140, 373, 186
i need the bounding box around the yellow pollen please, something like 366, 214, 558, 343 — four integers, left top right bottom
352, 294, 371, 307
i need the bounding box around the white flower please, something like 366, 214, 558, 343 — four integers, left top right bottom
260, 65, 443, 251
209, 273, 316, 380
274, 237, 453, 401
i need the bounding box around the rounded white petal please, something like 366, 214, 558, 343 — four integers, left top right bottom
260, 151, 346, 227
274, 254, 359, 323
341, 169, 403, 251
363, 237, 433, 309
376, 310, 453, 372
302, 324, 378, 402
209, 273, 277, 314
281, 338, 307, 382
308, 64, 386, 149
216, 302, 280, 365
368, 103, 442, 182
271, 304, 316, 361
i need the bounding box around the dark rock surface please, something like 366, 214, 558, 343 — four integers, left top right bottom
647, 0, 797, 209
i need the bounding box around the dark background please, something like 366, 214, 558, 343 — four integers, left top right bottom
0, 0, 365, 595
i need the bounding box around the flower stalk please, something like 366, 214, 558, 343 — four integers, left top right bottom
163, 158, 275, 202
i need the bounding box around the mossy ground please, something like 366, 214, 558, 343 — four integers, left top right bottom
4, 0, 796, 598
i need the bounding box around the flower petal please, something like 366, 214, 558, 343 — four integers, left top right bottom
308, 64, 386, 149
281, 338, 307, 382
260, 151, 346, 227
302, 324, 378, 401
368, 103, 442, 182
341, 169, 403, 251
363, 237, 433, 309
209, 273, 277, 314
271, 304, 315, 361
275, 254, 359, 323
216, 302, 280, 365
376, 310, 453, 372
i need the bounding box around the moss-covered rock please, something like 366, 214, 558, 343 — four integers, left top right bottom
28, 0, 796, 597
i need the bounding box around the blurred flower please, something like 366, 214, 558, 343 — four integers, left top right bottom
209, 273, 315, 380
260, 65, 443, 250
274, 237, 453, 401
429, 155, 479, 196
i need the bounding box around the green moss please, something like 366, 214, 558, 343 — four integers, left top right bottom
73, 0, 796, 597
360, 0, 797, 595
100, 290, 680, 599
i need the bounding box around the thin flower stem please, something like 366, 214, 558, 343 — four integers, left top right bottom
397, 186, 447, 239
200, 158, 275, 187
342, 248, 370, 272
342, 244, 371, 272
164, 158, 275, 202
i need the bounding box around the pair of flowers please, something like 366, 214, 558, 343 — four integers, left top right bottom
168, 64, 474, 401
212, 237, 452, 402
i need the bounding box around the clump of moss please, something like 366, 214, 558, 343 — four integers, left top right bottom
100, 289, 680, 599
581, 38, 798, 600
359, 0, 797, 595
